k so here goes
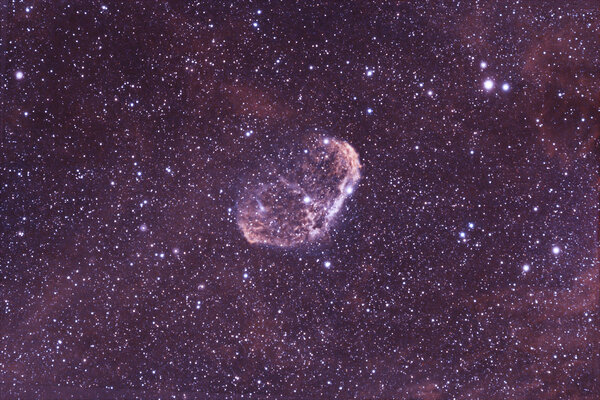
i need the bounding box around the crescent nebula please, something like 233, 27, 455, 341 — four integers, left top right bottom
237, 136, 361, 248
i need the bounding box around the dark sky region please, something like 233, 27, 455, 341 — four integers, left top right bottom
0, 1, 599, 399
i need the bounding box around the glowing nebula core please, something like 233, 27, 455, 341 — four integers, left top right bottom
237, 136, 361, 248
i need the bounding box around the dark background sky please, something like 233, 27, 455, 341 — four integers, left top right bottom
0, 1, 598, 398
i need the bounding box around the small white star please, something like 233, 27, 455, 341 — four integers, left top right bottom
324, 261, 331, 268
483, 79, 494, 91
552, 246, 560, 255
502, 83, 510, 92
523, 264, 530, 272
480, 61, 488, 69
15, 71, 24, 80
366, 108, 373, 114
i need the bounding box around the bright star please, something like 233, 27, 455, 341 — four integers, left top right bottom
552, 246, 560, 255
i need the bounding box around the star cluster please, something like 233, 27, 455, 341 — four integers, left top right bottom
1, 1, 599, 398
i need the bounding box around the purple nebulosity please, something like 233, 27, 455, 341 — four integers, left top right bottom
0, 1, 598, 399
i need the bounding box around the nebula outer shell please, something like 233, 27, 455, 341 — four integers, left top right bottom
237, 137, 361, 248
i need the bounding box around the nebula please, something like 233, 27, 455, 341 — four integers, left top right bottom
237, 136, 361, 247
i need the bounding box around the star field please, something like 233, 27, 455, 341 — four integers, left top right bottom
1, 1, 599, 399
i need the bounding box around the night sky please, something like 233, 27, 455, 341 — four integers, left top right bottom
1, 1, 599, 399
